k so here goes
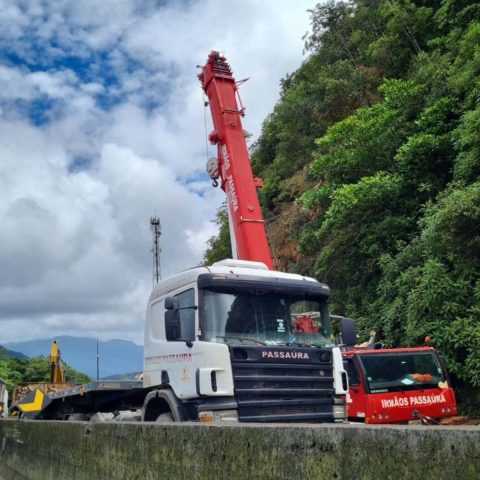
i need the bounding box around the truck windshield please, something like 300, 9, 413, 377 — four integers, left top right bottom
358, 351, 446, 393
201, 289, 332, 346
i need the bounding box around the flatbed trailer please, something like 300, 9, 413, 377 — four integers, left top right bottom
14, 381, 146, 420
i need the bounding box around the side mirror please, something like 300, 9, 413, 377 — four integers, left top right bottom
340, 317, 357, 347
165, 297, 179, 311
165, 297, 181, 341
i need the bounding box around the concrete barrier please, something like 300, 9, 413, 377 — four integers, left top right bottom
0, 420, 478, 479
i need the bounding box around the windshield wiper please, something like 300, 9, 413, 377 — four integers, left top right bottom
213, 336, 267, 346
284, 338, 325, 348
409, 382, 439, 391
284, 337, 304, 347
285, 341, 314, 347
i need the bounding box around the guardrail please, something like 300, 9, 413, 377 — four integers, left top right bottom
0, 420, 478, 479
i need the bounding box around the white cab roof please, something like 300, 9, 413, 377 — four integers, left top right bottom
149, 259, 323, 302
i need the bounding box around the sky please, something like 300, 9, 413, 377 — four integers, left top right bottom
0, 0, 316, 345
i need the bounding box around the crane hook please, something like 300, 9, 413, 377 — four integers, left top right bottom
212, 179, 219, 188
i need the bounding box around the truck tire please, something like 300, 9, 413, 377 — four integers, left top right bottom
142, 389, 182, 422
155, 412, 174, 422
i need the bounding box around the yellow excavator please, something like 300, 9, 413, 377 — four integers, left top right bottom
12, 340, 73, 417
49, 340, 65, 384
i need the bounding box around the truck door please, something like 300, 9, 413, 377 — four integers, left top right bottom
344, 357, 367, 421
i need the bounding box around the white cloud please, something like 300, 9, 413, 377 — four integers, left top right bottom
0, 66, 74, 101
0, 0, 315, 345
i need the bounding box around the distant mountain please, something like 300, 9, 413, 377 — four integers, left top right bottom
4, 336, 143, 379
0, 346, 27, 360
102, 371, 142, 381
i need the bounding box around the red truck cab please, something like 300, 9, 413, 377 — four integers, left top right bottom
343, 347, 457, 424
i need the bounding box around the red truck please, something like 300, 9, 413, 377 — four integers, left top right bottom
343, 347, 457, 424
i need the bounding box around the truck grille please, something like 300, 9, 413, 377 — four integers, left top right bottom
229, 346, 335, 422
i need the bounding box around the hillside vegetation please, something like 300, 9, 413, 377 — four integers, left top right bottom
204, 0, 480, 403
0, 349, 90, 396
5, 336, 143, 379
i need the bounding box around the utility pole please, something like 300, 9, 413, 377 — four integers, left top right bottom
96, 339, 100, 381
150, 216, 162, 284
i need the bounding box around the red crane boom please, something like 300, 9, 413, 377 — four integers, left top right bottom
199, 51, 273, 269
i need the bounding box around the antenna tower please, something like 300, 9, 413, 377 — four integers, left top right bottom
150, 216, 162, 284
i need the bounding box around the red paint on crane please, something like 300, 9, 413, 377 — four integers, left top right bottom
199, 52, 273, 269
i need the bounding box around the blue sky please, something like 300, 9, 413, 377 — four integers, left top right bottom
0, 0, 316, 344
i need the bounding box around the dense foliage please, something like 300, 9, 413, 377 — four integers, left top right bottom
0, 349, 90, 395
203, 0, 480, 399
203, 203, 232, 265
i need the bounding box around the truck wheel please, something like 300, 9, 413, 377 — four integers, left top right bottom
155, 412, 174, 422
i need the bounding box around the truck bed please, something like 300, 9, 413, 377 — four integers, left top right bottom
22, 381, 147, 420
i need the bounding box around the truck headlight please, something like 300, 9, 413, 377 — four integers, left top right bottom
199, 409, 238, 423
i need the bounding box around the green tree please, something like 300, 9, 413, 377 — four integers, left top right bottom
0, 354, 91, 397
203, 203, 232, 265
205, 0, 480, 407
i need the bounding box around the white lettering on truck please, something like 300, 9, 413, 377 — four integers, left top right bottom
222, 145, 231, 170
227, 174, 239, 212
380, 393, 446, 409
261, 351, 310, 360
145, 353, 193, 365
221, 145, 239, 212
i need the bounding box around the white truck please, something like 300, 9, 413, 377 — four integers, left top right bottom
142, 259, 348, 423
14, 259, 351, 423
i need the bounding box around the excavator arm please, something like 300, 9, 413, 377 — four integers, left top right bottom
50, 340, 65, 384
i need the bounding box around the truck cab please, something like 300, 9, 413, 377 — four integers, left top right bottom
343, 347, 457, 423
143, 259, 349, 423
